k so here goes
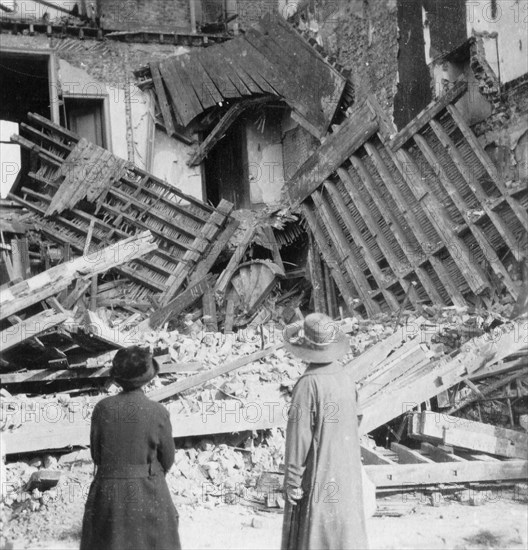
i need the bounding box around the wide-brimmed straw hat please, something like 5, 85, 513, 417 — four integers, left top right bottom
283, 313, 349, 363
110, 346, 159, 390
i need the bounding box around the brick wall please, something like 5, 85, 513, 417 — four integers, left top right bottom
0, 33, 186, 85
97, 0, 191, 32
296, 0, 399, 117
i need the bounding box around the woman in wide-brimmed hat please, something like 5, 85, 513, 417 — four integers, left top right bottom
80, 346, 181, 550
281, 313, 369, 550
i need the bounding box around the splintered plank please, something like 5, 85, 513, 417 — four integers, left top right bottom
390, 80, 468, 151
188, 101, 247, 166
365, 459, 527, 488
0, 231, 157, 321
80, 310, 128, 349
150, 62, 176, 136
19, 123, 73, 156
159, 59, 199, 127
311, 190, 381, 316
307, 233, 326, 314
215, 225, 255, 297
162, 199, 234, 304
10, 238, 31, 281
147, 344, 283, 402
223, 298, 235, 333
302, 203, 359, 314
287, 102, 378, 207
145, 275, 212, 330
28, 112, 80, 143
447, 104, 528, 233
202, 283, 218, 332
189, 96, 272, 166
190, 219, 240, 285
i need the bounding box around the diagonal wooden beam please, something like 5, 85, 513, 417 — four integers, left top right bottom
429, 118, 524, 261
0, 231, 157, 321
188, 96, 272, 167
447, 104, 528, 234
390, 80, 468, 151
302, 203, 360, 314
287, 102, 378, 208
323, 180, 401, 312
311, 190, 381, 316
413, 133, 518, 298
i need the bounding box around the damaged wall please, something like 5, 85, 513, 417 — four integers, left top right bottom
246, 110, 285, 206
0, 33, 203, 198
294, 0, 528, 128
97, 0, 192, 32
152, 129, 203, 198
467, 0, 528, 84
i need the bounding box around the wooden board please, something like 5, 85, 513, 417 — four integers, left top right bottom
147, 344, 283, 402
0, 310, 70, 353
365, 459, 527, 488
0, 231, 157, 321
411, 411, 528, 459
287, 102, 378, 207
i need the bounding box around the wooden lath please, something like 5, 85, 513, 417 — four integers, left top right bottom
147, 14, 347, 138
287, 81, 527, 315
10, 114, 235, 305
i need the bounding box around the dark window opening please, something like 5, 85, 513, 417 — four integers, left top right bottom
62, 97, 106, 148
203, 118, 249, 208
0, 51, 53, 197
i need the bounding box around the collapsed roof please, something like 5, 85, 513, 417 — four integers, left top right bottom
139, 14, 347, 138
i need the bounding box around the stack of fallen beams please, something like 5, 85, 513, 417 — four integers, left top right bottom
3, 312, 526, 480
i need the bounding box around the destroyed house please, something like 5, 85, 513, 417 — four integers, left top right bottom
0, 0, 527, 533
1, 0, 527, 322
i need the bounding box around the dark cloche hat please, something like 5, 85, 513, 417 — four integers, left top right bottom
283, 312, 349, 364
110, 346, 159, 390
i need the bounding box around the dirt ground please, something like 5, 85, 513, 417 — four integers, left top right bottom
2, 490, 527, 550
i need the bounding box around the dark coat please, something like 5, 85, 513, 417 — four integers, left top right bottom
281, 362, 368, 550
80, 389, 181, 550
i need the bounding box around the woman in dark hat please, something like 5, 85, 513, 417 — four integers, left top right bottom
80, 346, 181, 550
281, 313, 369, 550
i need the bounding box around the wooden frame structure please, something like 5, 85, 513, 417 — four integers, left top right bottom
10, 113, 235, 305
288, 81, 528, 315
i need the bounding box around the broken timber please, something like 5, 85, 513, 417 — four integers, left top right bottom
147, 344, 283, 402
288, 83, 527, 315
0, 309, 70, 354
0, 231, 157, 321
10, 113, 235, 305
2, 345, 284, 453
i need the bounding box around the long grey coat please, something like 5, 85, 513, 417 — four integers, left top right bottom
281, 362, 368, 550
80, 389, 181, 550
